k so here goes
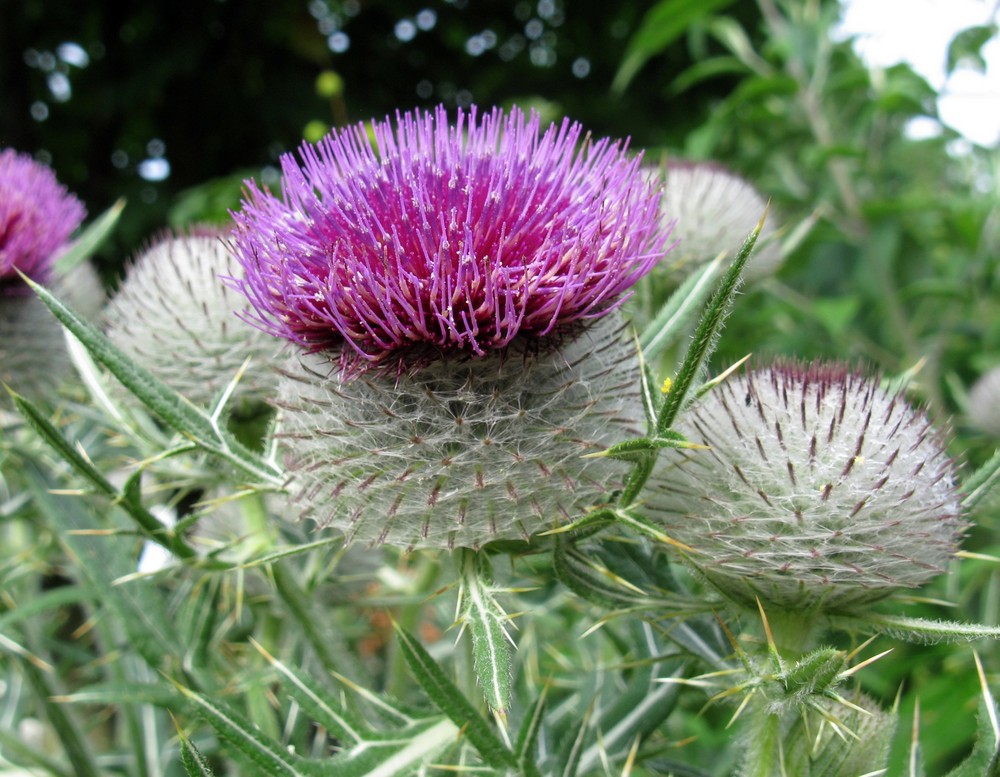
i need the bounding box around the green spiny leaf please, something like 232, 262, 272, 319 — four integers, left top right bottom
54, 198, 125, 274
180, 732, 218, 777
11, 389, 198, 561
18, 654, 102, 777
22, 275, 282, 486
575, 624, 683, 774
842, 613, 1000, 644
393, 624, 517, 770
174, 682, 310, 777
639, 253, 724, 360
516, 685, 548, 777
458, 550, 513, 715
588, 431, 700, 463
657, 216, 762, 436
961, 447, 1000, 510
554, 539, 649, 609
24, 465, 188, 670
252, 638, 372, 745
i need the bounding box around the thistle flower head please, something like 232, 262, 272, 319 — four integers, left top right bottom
0, 148, 85, 292
653, 160, 781, 280
648, 360, 965, 611
231, 105, 665, 373
105, 230, 281, 408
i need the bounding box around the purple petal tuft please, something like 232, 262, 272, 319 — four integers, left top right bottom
0, 149, 86, 292
230, 105, 667, 373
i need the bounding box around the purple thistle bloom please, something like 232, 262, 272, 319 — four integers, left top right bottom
231, 105, 665, 372
0, 149, 85, 292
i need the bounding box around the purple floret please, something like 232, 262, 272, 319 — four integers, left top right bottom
0, 149, 86, 291
230, 105, 667, 372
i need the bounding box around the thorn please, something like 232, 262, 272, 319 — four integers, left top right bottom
725, 687, 756, 729
840, 648, 893, 679
956, 550, 1000, 563
974, 650, 1000, 746
755, 597, 783, 674
622, 735, 641, 776
843, 634, 879, 664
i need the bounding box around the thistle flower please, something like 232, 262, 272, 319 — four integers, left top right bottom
0, 148, 85, 291
105, 231, 281, 408
647, 361, 964, 611
1, 150, 86, 405
231, 105, 663, 373
231, 106, 666, 549
653, 161, 781, 280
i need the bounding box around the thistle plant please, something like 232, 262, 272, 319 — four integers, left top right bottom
4, 88, 1000, 777
653, 160, 782, 280
0, 148, 85, 290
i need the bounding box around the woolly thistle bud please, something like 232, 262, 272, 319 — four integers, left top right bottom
653, 161, 782, 280
104, 231, 281, 409
647, 361, 965, 611
231, 105, 668, 548
968, 365, 1000, 437
0, 148, 85, 292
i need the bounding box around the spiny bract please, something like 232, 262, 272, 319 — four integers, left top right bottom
279, 315, 645, 549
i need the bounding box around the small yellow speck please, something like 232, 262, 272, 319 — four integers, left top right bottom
854, 455, 865, 466
661, 377, 673, 394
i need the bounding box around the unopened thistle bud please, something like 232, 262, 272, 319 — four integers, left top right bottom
968, 365, 1000, 437
648, 361, 964, 611
231, 105, 668, 549
1, 296, 68, 403
104, 231, 280, 408
654, 161, 781, 280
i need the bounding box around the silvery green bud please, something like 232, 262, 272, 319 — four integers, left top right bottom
278, 314, 645, 550
968, 365, 1000, 437
654, 161, 782, 280
104, 232, 280, 409
648, 360, 965, 611
0, 295, 68, 406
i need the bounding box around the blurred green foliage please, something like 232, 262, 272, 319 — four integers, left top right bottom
3, 0, 1000, 774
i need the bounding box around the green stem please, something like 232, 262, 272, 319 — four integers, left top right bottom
763, 609, 821, 656
19, 653, 102, 777
744, 706, 784, 777
270, 561, 366, 690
